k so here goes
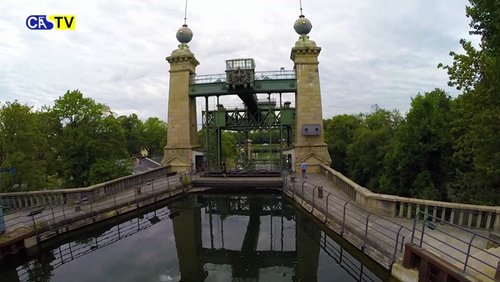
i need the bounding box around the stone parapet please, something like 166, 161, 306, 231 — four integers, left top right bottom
0, 166, 172, 212
320, 164, 500, 232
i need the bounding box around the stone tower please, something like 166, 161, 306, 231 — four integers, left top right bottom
161, 23, 200, 172
291, 14, 332, 173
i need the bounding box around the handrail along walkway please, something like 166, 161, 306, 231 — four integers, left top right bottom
283, 170, 500, 281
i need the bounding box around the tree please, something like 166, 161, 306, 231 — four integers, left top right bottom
438, 0, 500, 205
346, 106, 401, 191
438, 0, 500, 91
52, 90, 129, 187
88, 159, 130, 185
221, 131, 238, 164
466, 0, 500, 53
247, 129, 281, 144
324, 114, 362, 174
116, 115, 167, 158
142, 117, 167, 156
0, 101, 48, 192
35, 109, 62, 186
117, 114, 145, 157
380, 90, 454, 200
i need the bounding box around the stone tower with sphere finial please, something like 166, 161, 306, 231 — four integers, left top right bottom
162, 1, 331, 173
161, 3, 200, 172
290, 5, 332, 173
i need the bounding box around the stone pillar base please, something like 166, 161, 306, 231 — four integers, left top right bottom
162, 146, 199, 173
293, 144, 331, 173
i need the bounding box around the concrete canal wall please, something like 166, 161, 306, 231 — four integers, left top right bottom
0, 168, 190, 258
1, 167, 498, 281
319, 165, 500, 233
283, 171, 500, 282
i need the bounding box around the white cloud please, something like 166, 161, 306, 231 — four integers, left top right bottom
0, 0, 476, 120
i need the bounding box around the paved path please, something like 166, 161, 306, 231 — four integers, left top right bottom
0, 175, 184, 247
287, 173, 498, 281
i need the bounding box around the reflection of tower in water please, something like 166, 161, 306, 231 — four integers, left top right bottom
169, 194, 321, 281
4, 194, 384, 282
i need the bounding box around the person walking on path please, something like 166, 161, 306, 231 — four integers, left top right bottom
300, 161, 308, 178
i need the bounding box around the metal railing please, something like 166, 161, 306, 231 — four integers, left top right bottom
190, 70, 296, 85
0, 166, 174, 213
254, 70, 296, 80
411, 211, 500, 281
285, 175, 500, 281
0, 170, 194, 250
285, 176, 412, 269
320, 165, 499, 232
190, 73, 227, 84
298, 214, 383, 282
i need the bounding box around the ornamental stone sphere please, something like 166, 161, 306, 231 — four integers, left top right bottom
293, 15, 312, 35
176, 24, 193, 44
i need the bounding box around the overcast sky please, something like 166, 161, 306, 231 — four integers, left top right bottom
0, 0, 477, 122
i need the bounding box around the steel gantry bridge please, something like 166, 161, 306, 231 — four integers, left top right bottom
190, 58, 297, 171
163, 12, 331, 174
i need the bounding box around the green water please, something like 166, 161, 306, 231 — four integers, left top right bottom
0, 193, 390, 281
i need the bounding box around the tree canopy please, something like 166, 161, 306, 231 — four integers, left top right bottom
380, 90, 454, 200
0, 102, 47, 191
0, 90, 167, 192
439, 0, 500, 204
323, 0, 499, 205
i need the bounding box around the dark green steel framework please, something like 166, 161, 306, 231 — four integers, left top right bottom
191, 59, 297, 170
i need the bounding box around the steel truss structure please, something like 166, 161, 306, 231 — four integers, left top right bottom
202, 98, 295, 171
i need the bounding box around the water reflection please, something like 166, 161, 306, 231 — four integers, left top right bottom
0, 193, 388, 282
172, 195, 304, 281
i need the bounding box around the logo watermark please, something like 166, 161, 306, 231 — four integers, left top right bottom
26, 15, 76, 30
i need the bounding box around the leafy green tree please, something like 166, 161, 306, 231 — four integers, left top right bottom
221, 131, 237, 164
346, 106, 401, 190
324, 114, 362, 174
118, 114, 145, 157
35, 109, 64, 188
142, 117, 167, 156
0, 101, 47, 192
380, 90, 454, 200
438, 0, 500, 205
247, 129, 281, 144
448, 88, 500, 204
466, 0, 500, 54
100, 117, 128, 156
88, 159, 131, 185
52, 90, 129, 187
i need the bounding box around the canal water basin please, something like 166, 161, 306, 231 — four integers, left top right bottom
0, 192, 391, 281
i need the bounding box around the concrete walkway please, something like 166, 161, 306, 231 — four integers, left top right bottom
287, 173, 499, 281
0, 175, 184, 251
